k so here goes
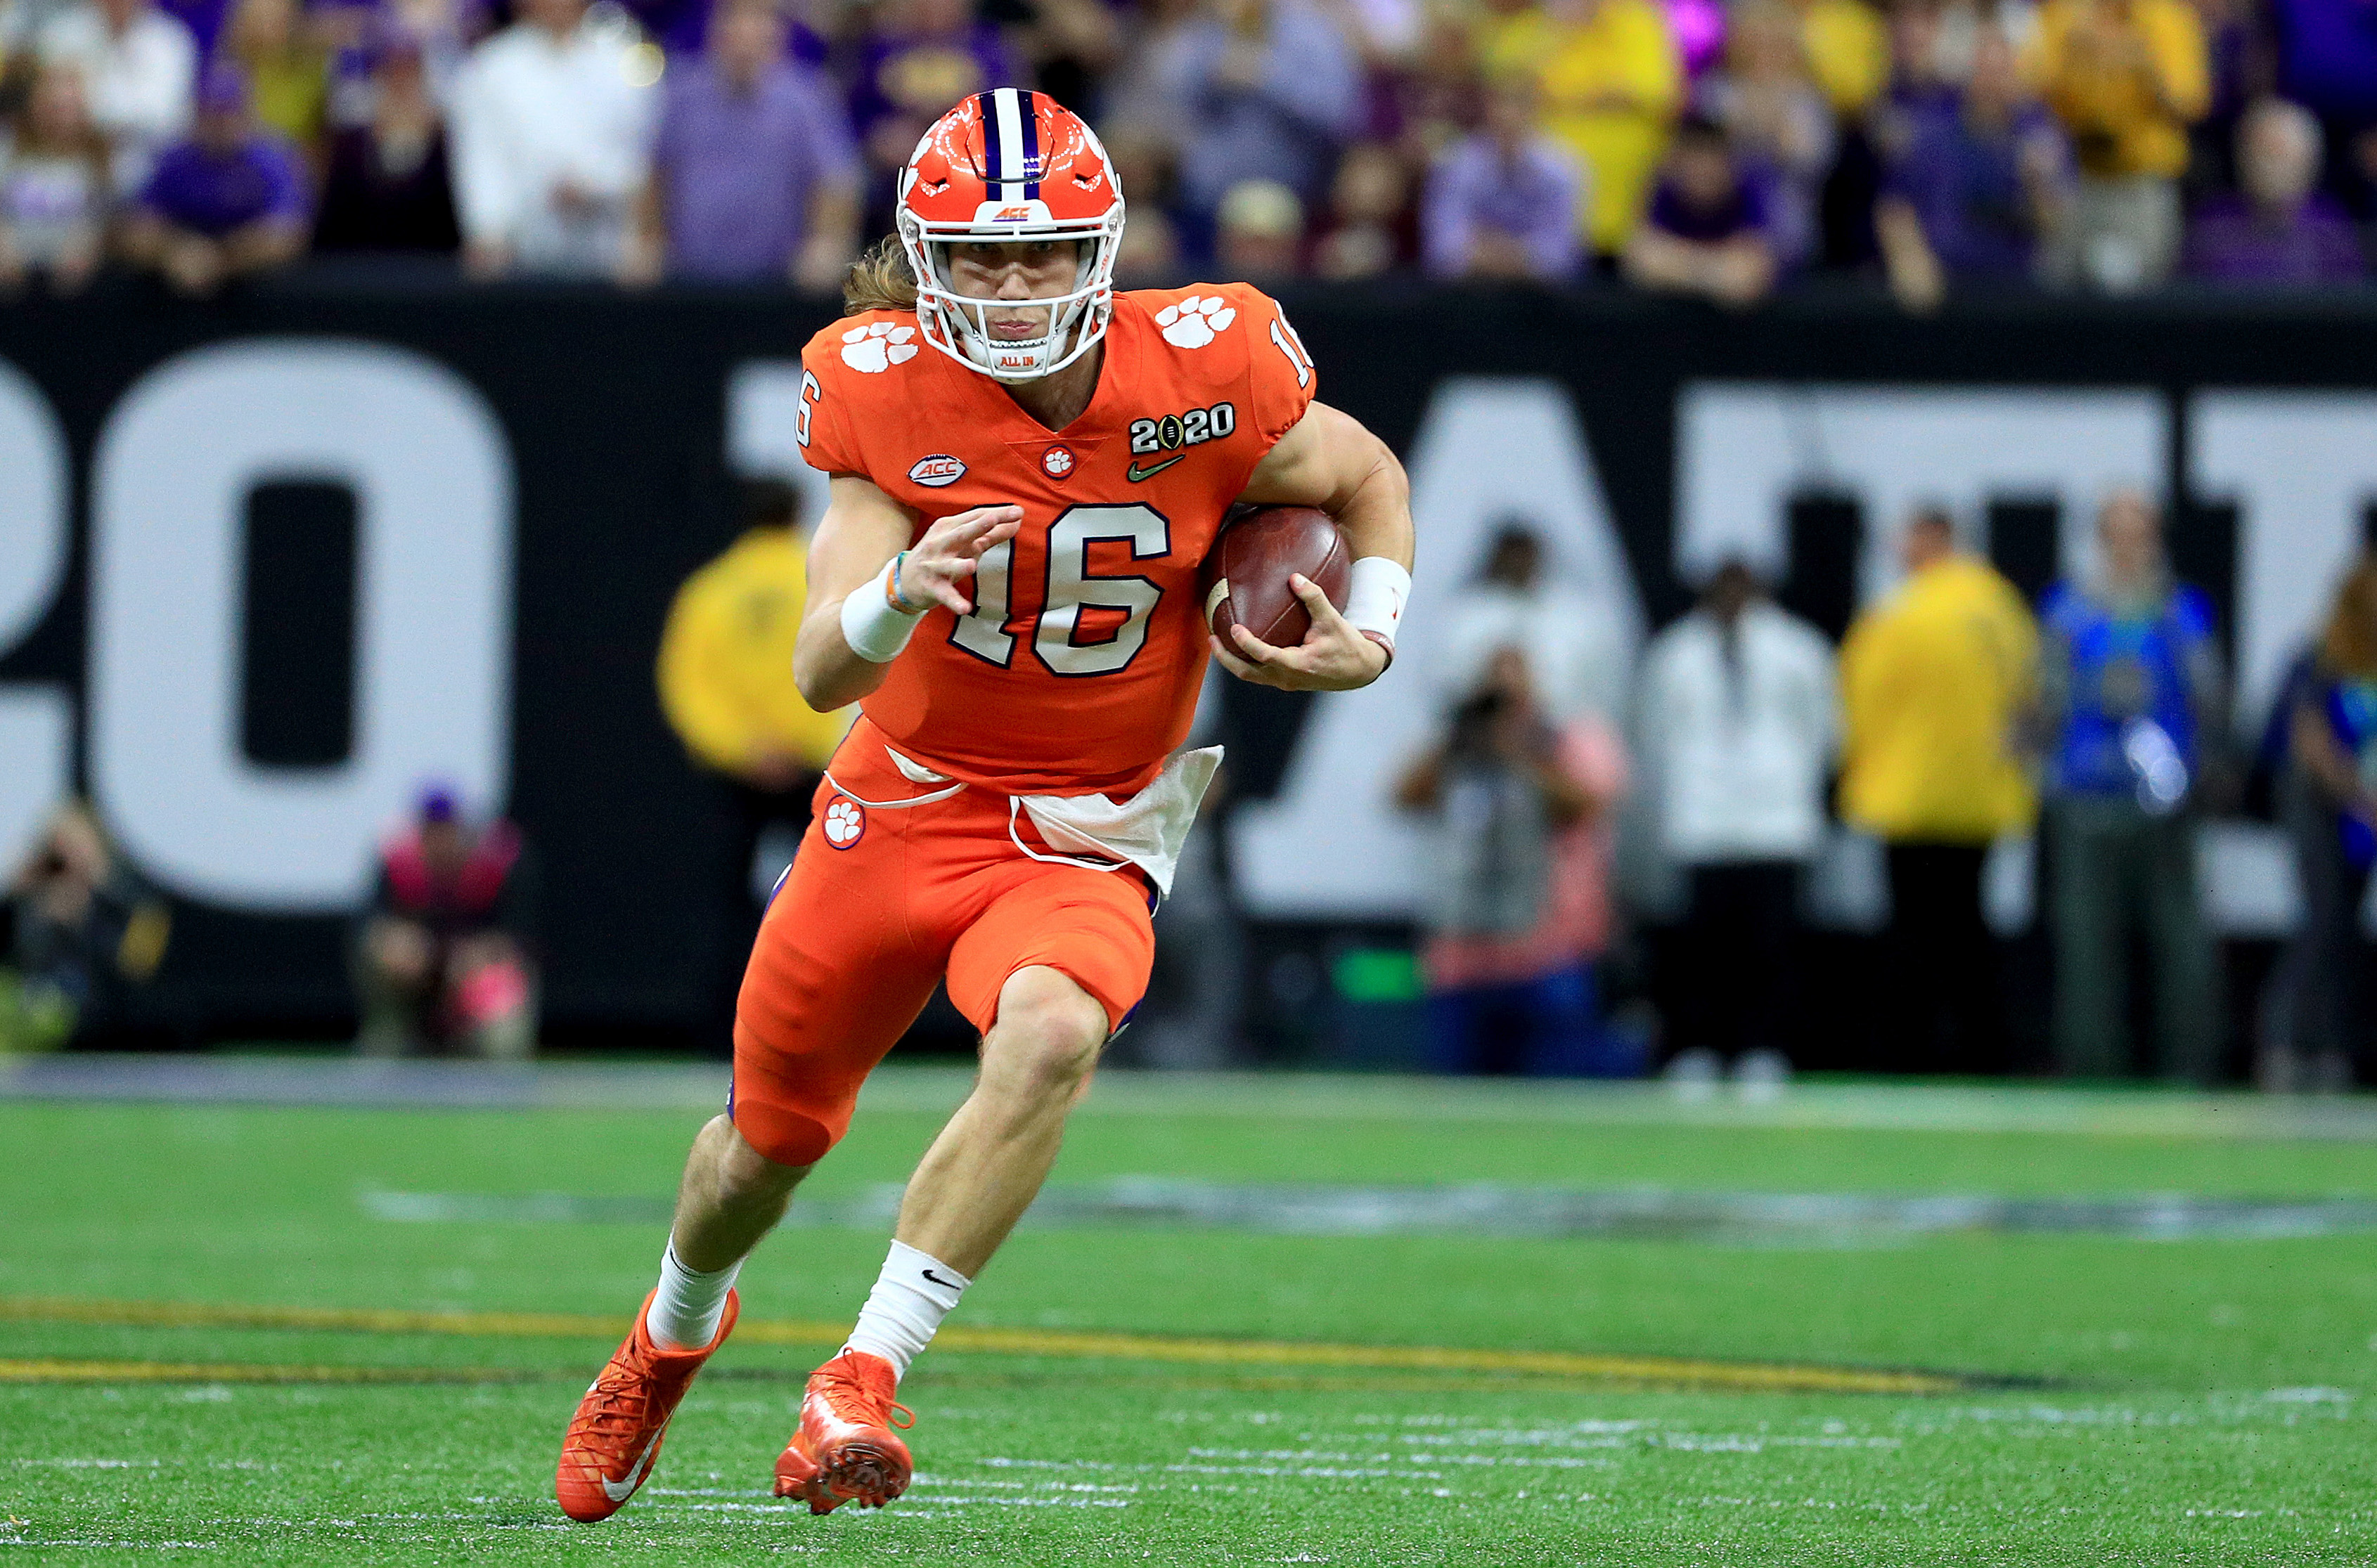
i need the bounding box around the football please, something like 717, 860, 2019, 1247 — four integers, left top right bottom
1202, 504, 1353, 652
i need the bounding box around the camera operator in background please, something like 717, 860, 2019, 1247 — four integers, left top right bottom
1395, 646, 1628, 1076
354, 784, 539, 1059
1437, 521, 1631, 725
2, 802, 169, 1054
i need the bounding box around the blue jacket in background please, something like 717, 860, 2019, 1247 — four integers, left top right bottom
2040, 579, 2220, 798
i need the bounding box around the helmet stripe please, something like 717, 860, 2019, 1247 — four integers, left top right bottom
973, 91, 1000, 183
1019, 91, 1041, 200
990, 86, 1026, 202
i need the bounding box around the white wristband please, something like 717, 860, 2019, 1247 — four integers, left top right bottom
839, 555, 927, 663
1344, 557, 1410, 651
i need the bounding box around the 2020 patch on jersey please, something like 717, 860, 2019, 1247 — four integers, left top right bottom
797, 282, 1318, 798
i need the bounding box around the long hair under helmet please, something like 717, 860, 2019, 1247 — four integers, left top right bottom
897, 89, 1126, 383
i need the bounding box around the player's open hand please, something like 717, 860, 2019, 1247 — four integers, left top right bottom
1209, 574, 1389, 692
896, 505, 1024, 614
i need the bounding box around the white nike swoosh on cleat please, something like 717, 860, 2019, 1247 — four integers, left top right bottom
600, 1433, 662, 1503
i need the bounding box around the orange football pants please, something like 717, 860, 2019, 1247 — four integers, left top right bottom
729, 719, 1158, 1168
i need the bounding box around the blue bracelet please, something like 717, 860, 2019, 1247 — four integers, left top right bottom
887, 550, 913, 613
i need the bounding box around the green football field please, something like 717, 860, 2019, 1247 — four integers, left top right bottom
6, 1063, 2377, 1565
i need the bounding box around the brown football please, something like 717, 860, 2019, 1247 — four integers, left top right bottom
1202, 505, 1352, 652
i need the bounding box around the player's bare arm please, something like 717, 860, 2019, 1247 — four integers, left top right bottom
1211, 400, 1413, 692
790, 475, 1022, 712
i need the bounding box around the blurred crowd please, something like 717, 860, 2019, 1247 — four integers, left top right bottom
1398, 503, 2377, 1091
1, 0, 2371, 297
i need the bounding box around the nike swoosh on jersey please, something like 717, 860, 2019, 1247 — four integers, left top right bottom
600, 1433, 664, 1502
1127, 455, 1186, 482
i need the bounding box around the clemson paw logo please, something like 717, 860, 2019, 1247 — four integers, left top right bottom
821, 796, 865, 848
1156, 294, 1237, 349
841, 322, 918, 373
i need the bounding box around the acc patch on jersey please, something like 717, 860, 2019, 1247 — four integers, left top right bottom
909, 455, 966, 486
820, 796, 866, 849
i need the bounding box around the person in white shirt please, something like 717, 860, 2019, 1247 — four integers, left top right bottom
448, 0, 656, 279
1634, 559, 1837, 1083
36, 0, 195, 190
1438, 522, 1632, 725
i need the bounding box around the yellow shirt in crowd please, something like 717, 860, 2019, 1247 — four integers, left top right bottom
1838, 555, 2040, 843
240, 46, 330, 146
1797, 0, 1888, 115
2026, 0, 2208, 179
656, 526, 851, 779
1482, 0, 1683, 252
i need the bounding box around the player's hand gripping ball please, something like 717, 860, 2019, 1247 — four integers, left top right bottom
1204, 505, 1382, 692
1202, 505, 1352, 651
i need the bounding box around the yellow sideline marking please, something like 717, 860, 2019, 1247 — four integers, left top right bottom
0, 1297, 1964, 1396
0, 1359, 527, 1385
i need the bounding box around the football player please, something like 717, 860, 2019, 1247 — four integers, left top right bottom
557, 89, 1414, 1521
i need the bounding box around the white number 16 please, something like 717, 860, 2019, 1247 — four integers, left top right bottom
951, 504, 1172, 678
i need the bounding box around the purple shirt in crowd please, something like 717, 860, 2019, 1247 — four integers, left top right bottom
1422, 134, 1582, 282
1884, 101, 2068, 280
619, 0, 829, 58
2184, 193, 2369, 285
2270, 0, 2377, 123
1644, 168, 1770, 245
1154, 0, 1362, 214
138, 134, 310, 238
158, 0, 231, 55
653, 57, 858, 280
849, 25, 1024, 144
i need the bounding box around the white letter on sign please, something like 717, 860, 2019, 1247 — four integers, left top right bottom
90, 339, 515, 909
2189, 391, 2377, 727
1230, 377, 1643, 916
0, 357, 70, 876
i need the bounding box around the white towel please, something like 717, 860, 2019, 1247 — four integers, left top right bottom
1013, 746, 1224, 900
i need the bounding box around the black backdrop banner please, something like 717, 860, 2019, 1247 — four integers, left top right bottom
4, 281, 2376, 1046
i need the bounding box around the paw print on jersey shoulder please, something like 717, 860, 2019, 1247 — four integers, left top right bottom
1155, 294, 1237, 349
822, 796, 865, 848
841, 320, 918, 373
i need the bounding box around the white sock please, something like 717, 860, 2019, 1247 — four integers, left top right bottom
645, 1240, 742, 1351
842, 1239, 969, 1381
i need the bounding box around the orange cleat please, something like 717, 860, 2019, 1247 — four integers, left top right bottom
555, 1288, 739, 1522
772, 1349, 915, 1514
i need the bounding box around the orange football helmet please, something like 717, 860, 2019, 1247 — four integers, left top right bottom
896, 89, 1125, 382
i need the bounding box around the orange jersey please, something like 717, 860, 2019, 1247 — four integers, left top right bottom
797, 282, 1318, 796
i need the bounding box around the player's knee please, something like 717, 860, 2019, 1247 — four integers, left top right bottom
984, 967, 1109, 1099
708, 1115, 813, 1207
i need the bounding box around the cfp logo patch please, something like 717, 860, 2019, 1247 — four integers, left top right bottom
822, 796, 865, 849
1128, 401, 1235, 481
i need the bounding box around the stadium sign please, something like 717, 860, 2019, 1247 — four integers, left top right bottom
1, 287, 2373, 1036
